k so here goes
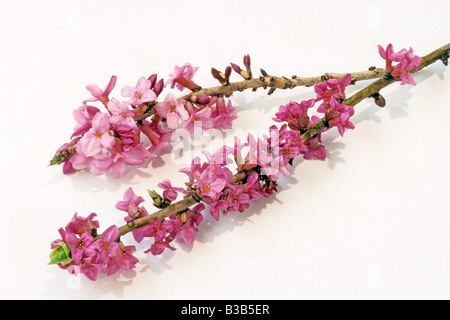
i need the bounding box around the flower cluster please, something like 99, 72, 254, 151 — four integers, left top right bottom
115, 186, 203, 255
49, 213, 138, 281
273, 73, 355, 161
378, 43, 422, 85
313, 73, 355, 137
53, 62, 239, 178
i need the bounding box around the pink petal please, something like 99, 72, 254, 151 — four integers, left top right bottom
71, 122, 91, 139
140, 90, 157, 102
121, 86, 136, 98
82, 138, 102, 158
132, 230, 144, 243
136, 77, 151, 91
70, 153, 90, 170
176, 105, 189, 121
104, 75, 117, 96
86, 84, 102, 99
102, 225, 120, 243
338, 125, 345, 137
166, 112, 180, 129
92, 112, 110, 133
62, 159, 75, 174
154, 102, 169, 117
100, 133, 116, 149
377, 44, 387, 59
122, 150, 145, 165
112, 160, 125, 178
181, 228, 196, 245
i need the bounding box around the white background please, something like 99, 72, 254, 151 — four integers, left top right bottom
1, 0, 449, 300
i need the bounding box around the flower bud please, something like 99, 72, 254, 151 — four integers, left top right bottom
148, 74, 158, 88
148, 189, 165, 208
181, 211, 188, 223
371, 92, 386, 107
230, 62, 242, 74
440, 52, 449, 66
243, 54, 252, 77
153, 79, 165, 97
196, 95, 211, 105
48, 242, 72, 266
224, 66, 232, 79
211, 67, 229, 85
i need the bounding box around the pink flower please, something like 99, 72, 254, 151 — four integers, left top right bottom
52, 214, 141, 280
246, 172, 262, 200
139, 120, 171, 153
115, 187, 148, 243
154, 93, 189, 130
83, 75, 117, 106
209, 199, 230, 221
315, 73, 352, 108
173, 203, 204, 245
79, 256, 104, 281
107, 98, 135, 126
91, 225, 120, 260
69, 139, 109, 176
64, 212, 99, 236
142, 219, 176, 241
115, 123, 138, 146
121, 76, 157, 106
166, 63, 199, 91
100, 143, 154, 178
185, 106, 215, 132
224, 185, 251, 213
304, 138, 326, 160
157, 179, 185, 202
303, 116, 327, 160
80, 112, 116, 157
202, 145, 233, 167
179, 156, 208, 180
192, 165, 228, 200
115, 187, 145, 214
103, 245, 139, 276
71, 105, 100, 138
260, 156, 292, 181
260, 178, 278, 198
274, 124, 307, 162
323, 98, 355, 137
245, 133, 273, 168
144, 240, 176, 255
273, 99, 315, 130
212, 98, 237, 129
65, 232, 94, 263
378, 44, 422, 85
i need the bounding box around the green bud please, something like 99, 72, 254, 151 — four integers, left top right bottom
48, 242, 72, 266
147, 189, 160, 199
148, 189, 164, 208
48, 153, 66, 166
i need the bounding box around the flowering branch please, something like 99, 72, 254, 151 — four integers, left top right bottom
49, 58, 386, 179
49, 42, 449, 281
115, 42, 450, 238
134, 68, 386, 121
